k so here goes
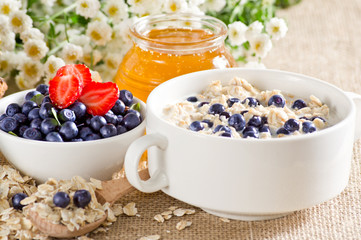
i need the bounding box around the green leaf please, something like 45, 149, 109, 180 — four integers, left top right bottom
30, 94, 45, 106
8, 131, 17, 136
51, 108, 61, 126
130, 103, 141, 112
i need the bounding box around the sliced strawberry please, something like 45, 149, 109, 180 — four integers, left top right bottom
56, 64, 92, 87
49, 74, 82, 109
79, 82, 119, 116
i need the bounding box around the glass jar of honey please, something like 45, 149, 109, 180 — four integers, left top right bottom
114, 13, 236, 102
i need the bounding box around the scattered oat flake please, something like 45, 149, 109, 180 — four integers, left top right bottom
185, 209, 196, 215
123, 202, 137, 216
163, 214, 172, 220
20, 195, 37, 205
220, 217, 230, 223
154, 214, 165, 223
168, 206, 178, 211
176, 220, 192, 230
90, 178, 103, 189
161, 210, 172, 216
173, 208, 186, 217
139, 235, 161, 240
78, 236, 94, 240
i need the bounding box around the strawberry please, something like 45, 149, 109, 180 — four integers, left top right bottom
79, 81, 119, 116
49, 64, 92, 109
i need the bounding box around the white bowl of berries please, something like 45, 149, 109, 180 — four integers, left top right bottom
0, 64, 145, 183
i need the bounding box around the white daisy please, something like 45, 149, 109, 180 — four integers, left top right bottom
189, 0, 205, 6
0, 15, 11, 36
86, 21, 112, 46
16, 72, 42, 90
0, 0, 21, 16
104, 0, 128, 24
61, 43, 83, 63
128, 0, 162, 16
201, 0, 226, 12
91, 11, 109, 23
18, 58, 44, 85
249, 33, 272, 58
44, 55, 65, 78
163, 0, 188, 13
0, 51, 16, 74
70, 34, 91, 47
266, 17, 288, 40
228, 21, 248, 46
0, 32, 16, 51
90, 70, 102, 82
183, 3, 204, 15
40, 0, 56, 8
75, 0, 100, 19
20, 28, 45, 42
24, 39, 49, 61
9, 10, 33, 33
104, 53, 122, 71
81, 46, 102, 66
245, 21, 264, 40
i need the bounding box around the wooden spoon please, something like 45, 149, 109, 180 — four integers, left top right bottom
28, 169, 150, 238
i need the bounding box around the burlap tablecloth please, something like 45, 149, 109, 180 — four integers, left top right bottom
2, 0, 361, 239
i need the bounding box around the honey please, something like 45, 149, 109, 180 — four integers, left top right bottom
114, 13, 236, 102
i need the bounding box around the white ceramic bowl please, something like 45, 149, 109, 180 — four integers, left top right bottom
124, 68, 361, 221
0, 90, 146, 183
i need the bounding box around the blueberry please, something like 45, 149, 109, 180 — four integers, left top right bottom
100, 124, 117, 138
201, 119, 213, 128
198, 102, 209, 108
69, 102, 87, 120
119, 90, 133, 106
242, 126, 259, 138
228, 114, 246, 131
268, 95, 285, 108
84, 133, 101, 141
45, 132, 64, 142
259, 125, 270, 133
125, 109, 141, 119
71, 138, 83, 142
261, 116, 268, 125
276, 127, 290, 135
23, 128, 42, 140
116, 125, 127, 135
220, 132, 232, 137
121, 113, 141, 130
302, 121, 316, 133
0, 114, 6, 121
13, 113, 27, 125
36, 84, 49, 95
25, 90, 42, 101
12, 193, 28, 210
28, 108, 40, 121
30, 118, 42, 130
42, 95, 51, 104
284, 119, 300, 132
241, 110, 249, 115
213, 125, 232, 134
227, 98, 240, 107
116, 115, 123, 124
220, 111, 230, 119
6, 103, 21, 117
79, 126, 93, 139
60, 121, 78, 140
22, 101, 38, 115
111, 99, 126, 115
39, 102, 56, 119
58, 109, 76, 122
41, 118, 58, 135
247, 115, 262, 128
189, 121, 204, 132
104, 112, 118, 125
0, 117, 18, 132
90, 116, 107, 132
242, 97, 259, 107
73, 189, 91, 208
18, 125, 28, 137
208, 103, 225, 115
187, 96, 198, 102
53, 192, 70, 208
292, 99, 307, 110
310, 116, 326, 122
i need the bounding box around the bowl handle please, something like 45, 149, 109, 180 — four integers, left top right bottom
346, 92, 361, 141
124, 133, 169, 193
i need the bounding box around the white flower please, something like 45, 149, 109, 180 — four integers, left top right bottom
61, 43, 83, 63
201, 0, 226, 12
163, 0, 188, 13
104, 0, 128, 24
183, 3, 204, 15
70, 34, 91, 47
92, 11, 108, 23
24, 39, 49, 61
230, 46, 245, 61
20, 28, 45, 42
249, 33, 272, 58
44, 55, 65, 79
0, 16, 11, 36
266, 17, 288, 40
244, 61, 266, 69
128, 0, 162, 16
90, 70, 102, 82
81, 45, 102, 66
75, 0, 100, 19
18, 58, 44, 85
104, 53, 122, 71
40, 0, 56, 8
228, 21, 248, 46
0, 0, 21, 16
189, 0, 205, 6
0, 32, 15, 51
245, 21, 263, 40
0, 51, 17, 74
86, 21, 112, 46
9, 10, 32, 33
